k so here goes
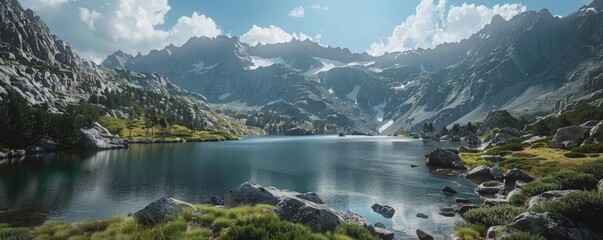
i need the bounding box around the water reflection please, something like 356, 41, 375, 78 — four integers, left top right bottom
0, 136, 480, 239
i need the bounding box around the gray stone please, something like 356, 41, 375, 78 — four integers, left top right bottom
490, 165, 504, 181
527, 190, 580, 209
506, 188, 523, 201
374, 222, 386, 229
7, 149, 25, 158
506, 212, 603, 240
133, 197, 197, 227
456, 204, 479, 214
522, 136, 547, 144
0, 151, 5, 159
500, 127, 522, 137
475, 181, 505, 196
562, 140, 579, 149
371, 203, 395, 218
416, 229, 434, 240
274, 197, 343, 232
464, 165, 494, 182
340, 211, 375, 233
425, 148, 465, 169
455, 198, 471, 204
80, 122, 128, 150
548, 125, 588, 149
442, 186, 458, 195
374, 227, 394, 240
438, 207, 455, 217
480, 155, 501, 162
515, 180, 527, 188
486, 225, 505, 239
590, 121, 603, 139
581, 120, 600, 130
224, 182, 323, 207
505, 169, 533, 185
416, 213, 428, 218
598, 179, 603, 192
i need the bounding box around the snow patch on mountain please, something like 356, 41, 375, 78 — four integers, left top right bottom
313, 57, 375, 74
190, 60, 222, 74
394, 80, 419, 90
345, 85, 360, 104
379, 120, 394, 133
218, 93, 231, 100
248, 56, 285, 70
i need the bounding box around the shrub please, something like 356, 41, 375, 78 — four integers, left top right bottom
454, 222, 488, 237
454, 227, 480, 240
334, 224, 379, 240
499, 231, 545, 240
0, 228, 33, 240
483, 180, 503, 187
160, 220, 187, 238
222, 214, 327, 240
213, 216, 234, 229
532, 191, 603, 230
571, 159, 603, 179
564, 152, 587, 158
485, 143, 525, 155
539, 170, 597, 191
571, 143, 603, 153
462, 205, 526, 227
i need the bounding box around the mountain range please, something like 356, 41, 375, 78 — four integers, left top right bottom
102, 0, 603, 134
0, 0, 257, 137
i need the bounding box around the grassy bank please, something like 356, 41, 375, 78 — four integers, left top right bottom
98, 115, 262, 142
0, 204, 378, 240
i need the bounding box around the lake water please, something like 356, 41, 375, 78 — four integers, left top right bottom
0, 136, 481, 239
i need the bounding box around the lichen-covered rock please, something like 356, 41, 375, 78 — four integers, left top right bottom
526, 190, 579, 208
464, 165, 494, 182
487, 225, 505, 239
475, 181, 505, 196
425, 148, 465, 169
80, 122, 128, 150
133, 197, 197, 227
274, 197, 343, 232
224, 182, 323, 207
505, 169, 533, 185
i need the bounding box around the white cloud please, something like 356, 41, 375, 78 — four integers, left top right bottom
240, 25, 320, 46
289, 6, 305, 18
311, 4, 329, 11
20, 0, 222, 63
79, 8, 100, 30
368, 0, 526, 56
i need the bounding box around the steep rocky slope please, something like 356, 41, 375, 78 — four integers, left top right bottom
0, 0, 257, 137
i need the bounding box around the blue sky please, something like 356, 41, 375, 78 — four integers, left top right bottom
19, 0, 592, 62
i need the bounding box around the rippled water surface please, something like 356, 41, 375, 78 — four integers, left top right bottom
0, 136, 481, 239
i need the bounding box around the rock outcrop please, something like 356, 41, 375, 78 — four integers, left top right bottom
133, 197, 197, 227
477, 110, 524, 135
526, 190, 579, 209
464, 165, 495, 182
548, 126, 589, 149
224, 182, 323, 207
274, 197, 343, 232
425, 148, 465, 169
505, 169, 533, 185
79, 122, 128, 150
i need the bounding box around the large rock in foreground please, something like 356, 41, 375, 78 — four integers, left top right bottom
80, 122, 128, 150
224, 182, 324, 207
425, 148, 465, 169
505, 212, 603, 240
133, 197, 197, 227
274, 197, 343, 232
464, 165, 494, 182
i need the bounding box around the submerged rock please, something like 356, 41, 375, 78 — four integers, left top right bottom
133, 197, 197, 227
371, 203, 395, 218
442, 186, 458, 195
274, 197, 343, 232
416, 229, 435, 240
425, 148, 465, 169
80, 122, 128, 150
416, 213, 428, 218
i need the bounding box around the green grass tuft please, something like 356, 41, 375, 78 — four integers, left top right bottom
462, 205, 526, 227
